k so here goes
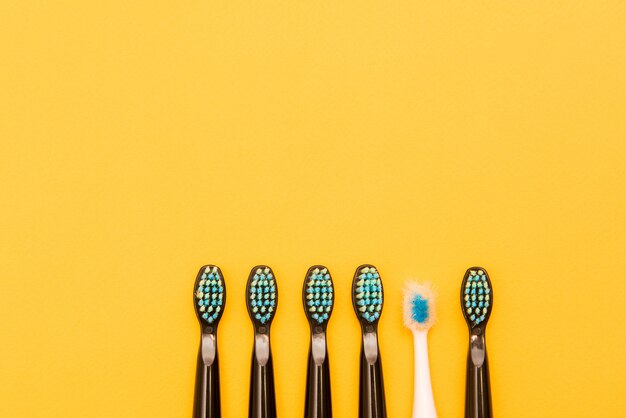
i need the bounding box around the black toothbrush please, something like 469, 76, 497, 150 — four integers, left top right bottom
352, 264, 387, 418
246, 266, 278, 418
461, 267, 494, 418
193, 265, 226, 418
303, 266, 335, 418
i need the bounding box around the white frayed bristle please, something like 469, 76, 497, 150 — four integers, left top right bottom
403, 281, 436, 332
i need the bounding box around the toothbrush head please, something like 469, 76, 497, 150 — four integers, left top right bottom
461, 267, 493, 329
352, 264, 384, 326
302, 265, 334, 329
246, 265, 278, 328
193, 265, 226, 327
403, 281, 436, 332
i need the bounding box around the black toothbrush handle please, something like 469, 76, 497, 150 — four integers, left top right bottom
465, 349, 492, 418
193, 344, 221, 418
249, 346, 277, 418
305, 341, 332, 418
358, 343, 386, 418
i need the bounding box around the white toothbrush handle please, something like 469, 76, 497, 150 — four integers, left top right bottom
412, 330, 438, 418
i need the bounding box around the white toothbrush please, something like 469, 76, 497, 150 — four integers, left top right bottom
403, 282, 438, 418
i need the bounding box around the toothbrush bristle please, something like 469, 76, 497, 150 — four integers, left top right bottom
403, 282, 436, 331
194, 266, 225, 324
304, 266, 334, 325
353, 265, 383, 323
462, 268, 492, 327
248, 266, 277, 325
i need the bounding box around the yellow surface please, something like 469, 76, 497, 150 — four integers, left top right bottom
1, 1, 626, 417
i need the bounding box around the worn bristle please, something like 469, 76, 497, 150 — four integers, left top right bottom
403, 282, 436, 331
195, 266, 225, 324
248, 266, 277, 324
354, 266, 383, 323
304, 267, 334, 324
463, 269, 491, 326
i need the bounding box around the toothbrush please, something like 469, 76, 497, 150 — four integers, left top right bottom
192, 265, 226, 418
352, 264, 387, 418
403, 282, 438, 418
246, 265, 278, 418
303, 266, 335, 418
461, 267, 494, 418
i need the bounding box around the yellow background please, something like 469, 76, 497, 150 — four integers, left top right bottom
1, 1, 625, 417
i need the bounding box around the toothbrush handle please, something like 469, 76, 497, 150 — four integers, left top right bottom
304, 342, 332, 418
412, 331, 437, 418
465, 349, 492, 418
249, 347, 277, 418
359, 343, 387, 418
193, 345, 221, 418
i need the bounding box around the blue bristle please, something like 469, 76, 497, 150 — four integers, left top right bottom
355, 266, 383, 322
466, 270, 491, 326
249, 267, 277, 324
195, 266, 225, 324
304, 267, 334, 324
411, 294, 429, 324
